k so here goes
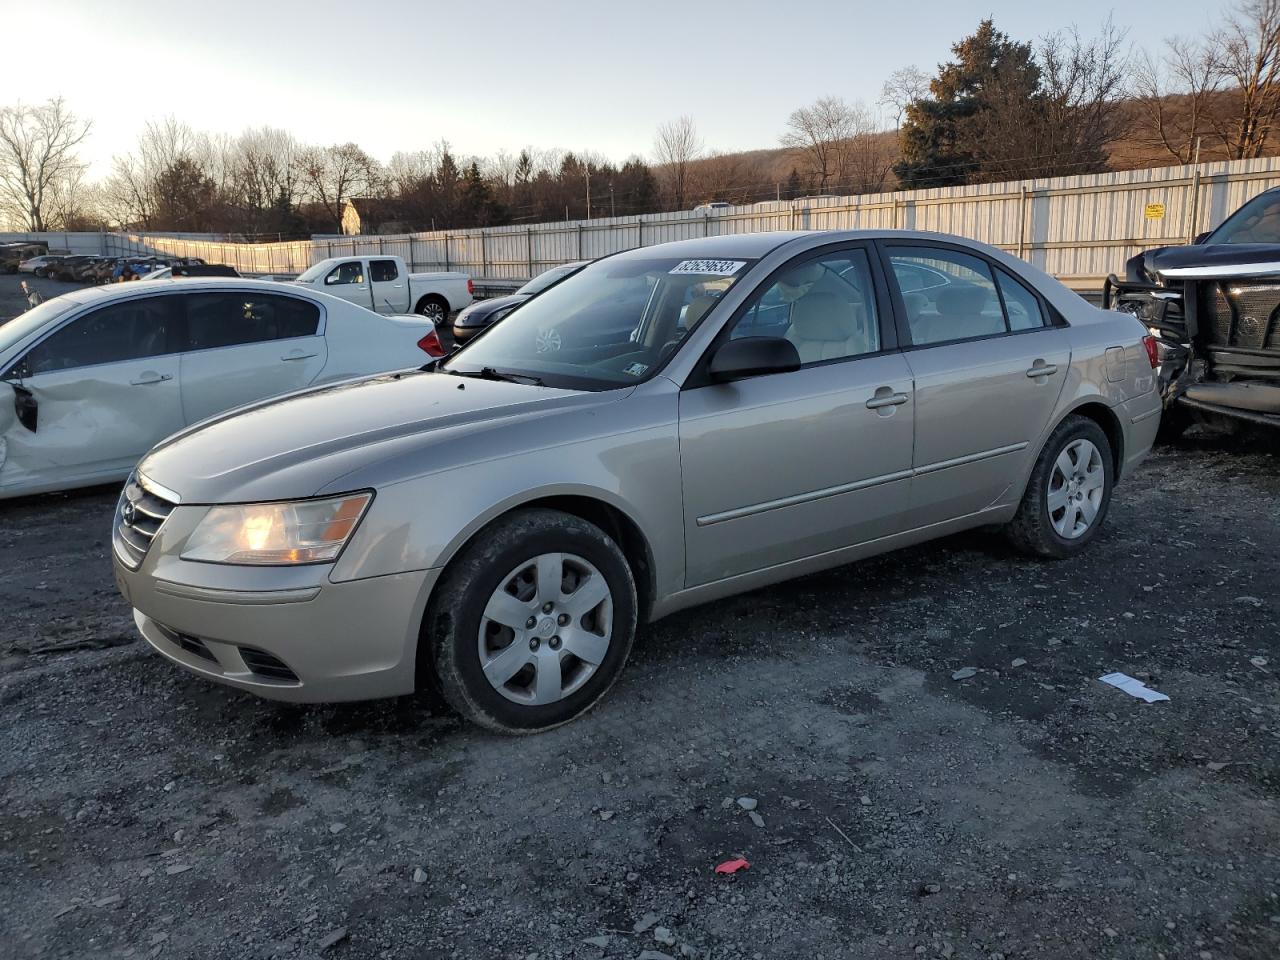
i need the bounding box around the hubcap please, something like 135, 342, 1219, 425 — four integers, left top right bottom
535, 328, 562, 353
1047, 438, 1105, 539
477, 552, 613, 705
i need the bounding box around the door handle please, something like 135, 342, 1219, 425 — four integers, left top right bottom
1026, 363, 1058, 378
865, 392, 909, 410
129, 372, 172, 386
281, 352, 318, 362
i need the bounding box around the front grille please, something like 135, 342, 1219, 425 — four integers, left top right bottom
1205, 281, 1280, 351
113, 475, 177, 569
239, 648, 300, 683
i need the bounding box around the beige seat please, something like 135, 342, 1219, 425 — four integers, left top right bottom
784, 292, 871, 363
911, 284, 1003, 344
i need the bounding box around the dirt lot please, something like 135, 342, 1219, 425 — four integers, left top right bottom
1, 274, 1279, 960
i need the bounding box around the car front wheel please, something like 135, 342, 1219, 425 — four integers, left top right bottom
1005, 415, 1113, 559
424, 508, 638, 733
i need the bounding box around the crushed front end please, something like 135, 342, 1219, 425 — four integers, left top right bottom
1104, 245, 1280, 432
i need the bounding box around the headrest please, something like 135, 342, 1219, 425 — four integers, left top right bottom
789, 292, 857, 341
685, 295, 716, 327
936, 283, 992, 316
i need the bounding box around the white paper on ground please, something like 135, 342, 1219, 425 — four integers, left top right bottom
1099, 672, 1170, 703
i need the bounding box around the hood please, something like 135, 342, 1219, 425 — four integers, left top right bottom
1148, 243, 1280, 279
454, 293, 529, 326
137, 370, 619, 504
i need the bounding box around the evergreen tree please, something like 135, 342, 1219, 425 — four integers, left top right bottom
894, 19, 1040, 187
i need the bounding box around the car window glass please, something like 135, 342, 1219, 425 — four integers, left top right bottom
889, 248, 1006, 346
326, 262, 364, 285
183, 293, 321, 350
23, 297, 175, 375
727, 249, 881, 364
369, 259, 398, 282
995, 268, 1046, 331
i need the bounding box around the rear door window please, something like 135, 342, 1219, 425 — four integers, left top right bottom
181, 293, 322, 351
995, 268, 1047, 330
369, 259, 399, 282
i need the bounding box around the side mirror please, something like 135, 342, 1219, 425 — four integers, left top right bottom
708, 336, 801, 383
1193, 231, 1211, 245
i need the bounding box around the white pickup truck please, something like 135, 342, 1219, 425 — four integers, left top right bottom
294, 255, 472, 323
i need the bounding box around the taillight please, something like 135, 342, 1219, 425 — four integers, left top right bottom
1142, 334, 1159, 369
417, 329, 445, 357
466, 279, 474, 295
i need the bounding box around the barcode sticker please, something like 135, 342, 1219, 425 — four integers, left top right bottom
669, 259, 746, 276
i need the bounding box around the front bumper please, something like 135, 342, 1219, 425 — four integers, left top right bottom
113, 507, 439, 702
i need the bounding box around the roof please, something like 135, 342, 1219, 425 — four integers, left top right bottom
612, 231, 813, 261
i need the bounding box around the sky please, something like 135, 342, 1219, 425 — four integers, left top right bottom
0, 0, 1225, 178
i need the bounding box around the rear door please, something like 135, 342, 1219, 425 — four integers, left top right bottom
880, 241, 1071, 526
368, 258, 410, 314
177, 291, 328, 424
319, 260, 374, 310
0, 294, 184, 492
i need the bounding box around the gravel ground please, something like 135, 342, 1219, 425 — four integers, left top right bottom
1, 273, 1279, 959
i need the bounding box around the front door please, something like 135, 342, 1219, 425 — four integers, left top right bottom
320, 260, 373, 310
0, 295, 184, 493
679, 245, 915, 586
882, 242, 1072, 525
177, 291, 329, 424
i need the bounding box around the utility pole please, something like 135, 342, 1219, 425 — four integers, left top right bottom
610, 182, 615, 218
585, 169, 592, 220
776, 182, 781, 201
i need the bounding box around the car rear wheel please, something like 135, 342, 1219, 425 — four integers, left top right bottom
415, 295, 448, 324
1005, 415, 1113, 559
424, 508, 638, 733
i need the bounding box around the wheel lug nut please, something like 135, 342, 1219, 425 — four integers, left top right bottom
542, 602, 554, 614
549, 636, 561, 650
526, 616, 537, 629
528, 638, 540, 651
557, 613, 570, 626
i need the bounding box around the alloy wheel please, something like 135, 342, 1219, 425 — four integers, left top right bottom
1047, 438, 1105, 539
477, 552, 613, 705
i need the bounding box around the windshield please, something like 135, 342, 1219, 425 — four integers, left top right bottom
1206, 190, 1280, 244
296, 261, 331, 283
443, 255, 755, 389
517, 262, 582, 296
0, 297, 80, 358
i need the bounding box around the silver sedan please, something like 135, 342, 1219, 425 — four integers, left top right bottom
113, 230, 1162, 732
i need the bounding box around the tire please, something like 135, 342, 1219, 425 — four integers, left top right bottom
1005, 415, 1114, 559
33, 268, 45, 278
415, 295, 449, 324
423, 508, 638, 733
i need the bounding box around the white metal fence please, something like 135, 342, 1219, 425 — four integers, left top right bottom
11, 157, 1280, 289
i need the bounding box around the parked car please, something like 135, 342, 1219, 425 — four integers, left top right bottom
112, 230, 1161, 732
18, 255, 64, 278
692, 202, 732, 215
47, 256, 95, 281
0, 279, 445, 499
294, 255, 472, 322
1, 242, 47, 273
1104, 186, 1280, 435
451, 261, 587, 345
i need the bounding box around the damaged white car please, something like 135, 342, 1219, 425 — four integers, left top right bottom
0, 279, 445, 499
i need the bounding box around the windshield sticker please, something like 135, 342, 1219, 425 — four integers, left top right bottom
623, 362, 649, 376
669, 259, 746, 276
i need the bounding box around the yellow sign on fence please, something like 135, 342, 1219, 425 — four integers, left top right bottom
1145, 202, 1166, 220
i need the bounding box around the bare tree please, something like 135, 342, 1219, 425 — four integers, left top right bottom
880, 66, 929, 128
653, 116, 702, 209
1209, 0, 1280, 158
0, 98, 91, 231
780, 96, 861, 193
1132, 38, 1222, 163
296, 142, 380, 231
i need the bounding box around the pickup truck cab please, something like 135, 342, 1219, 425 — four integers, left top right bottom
294, 255, 472, 323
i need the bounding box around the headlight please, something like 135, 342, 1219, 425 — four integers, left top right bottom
181, 492, 372, 565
